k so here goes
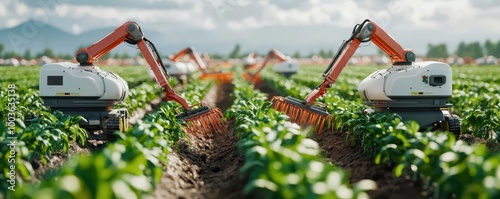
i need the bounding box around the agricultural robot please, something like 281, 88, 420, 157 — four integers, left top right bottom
146, 60, 196, 83
243, 52, 258, 69
39, 21, 227, 139
148, 47, 233, 84
272, 19, 461, 134
243, 49, 299, 84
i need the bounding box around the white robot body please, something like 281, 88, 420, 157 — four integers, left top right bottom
148, 59, 197, 80
274, 59, 299, 77
39, 62, 128, 102
163, 59, 188, 76
243, 57, 257, 66
186, 62, 198, 73
358, 61, 452, 102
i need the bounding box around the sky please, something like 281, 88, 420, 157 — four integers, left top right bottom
0, 0, 499, 55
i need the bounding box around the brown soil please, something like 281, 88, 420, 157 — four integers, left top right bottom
202, 83, 234, 113
151, 133, 247, 199
460, 133, 486, 146
311, 131, 426, 199
215, 83, 235, 113
258, 81, 426, 198
26, 83, 247, 199
128, 98, 163, 125
152, 83, 247, 198
30, 93, 167, 182
29, 80, 447, 198
31, 142, 91, 182
459, 133, 500, 153
130, 83, 185, 125
255, 82, 279, 101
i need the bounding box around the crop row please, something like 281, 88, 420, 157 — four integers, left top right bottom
0, 66, 151, 90
9, 78, 214, 198
0, 84, 88, 194
0, 65, 202, 198
261, 65, 500, 198
226, 77, 376, 199
271, 65, 500, 141
341, 112, 500, 198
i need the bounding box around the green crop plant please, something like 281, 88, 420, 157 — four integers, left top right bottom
227, 78, 375, 199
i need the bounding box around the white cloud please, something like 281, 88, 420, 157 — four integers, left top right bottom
62, 4, 216, 31
322, 1, 368, 27
72, 23, 81, 34
6, 18, 20, 27
222, 0, 497, 33
0, 0, 498, 55
227, 16, 266, 30
56, 4, 70, 17
0, 3, 7, 16
234, 0, 253, 7
225, 1, 369, 30
0, 0, 497, 32
309, 0, 320, 5
15, 3, 28, 15
308, 7, 331, 24
2, 0, 494, 35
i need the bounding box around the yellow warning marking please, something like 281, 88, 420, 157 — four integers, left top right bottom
56, 92, 80, 96
410, 92, 433, 95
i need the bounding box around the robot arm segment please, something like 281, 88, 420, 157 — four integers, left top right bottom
171, 47, 209, 74
304, 19, 416, 105
75, 21, 190, 109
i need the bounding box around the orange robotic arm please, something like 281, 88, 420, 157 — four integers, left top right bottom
252, 49, 290, 76
200, 52, 215, 68
242, 52, 258, 69
303, 19, 416, 105
170, 46, 233, 84
170, 46, 209, 74
247, 52, 258, 59
75, 21, 191, 110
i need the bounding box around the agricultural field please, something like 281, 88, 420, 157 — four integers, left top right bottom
1, 63, 500, 199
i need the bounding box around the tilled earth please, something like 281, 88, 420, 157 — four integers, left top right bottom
151, 83, 247, 199
32, 142, 92, 182
29, 82, 492, 199
151, 133, 247, 199
311, 131, 426, 199
257, 83, 426, 199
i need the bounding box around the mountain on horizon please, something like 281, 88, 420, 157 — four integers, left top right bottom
0, 20, 76, 55
0, 19, 450, 58
0, 20, 177, 57
0, 19, 354, 57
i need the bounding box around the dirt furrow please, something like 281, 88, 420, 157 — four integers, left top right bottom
258, 82, 426, 199
152, 83, 248, 199
311, 132, 425, 199
152, 133, 246, 199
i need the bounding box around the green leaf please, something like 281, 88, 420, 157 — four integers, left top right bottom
393, 164, 405, 177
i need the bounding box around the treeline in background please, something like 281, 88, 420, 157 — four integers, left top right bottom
1, 39, 499, 66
